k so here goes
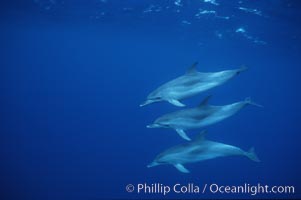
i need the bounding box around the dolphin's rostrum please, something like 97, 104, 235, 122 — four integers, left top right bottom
147, 131, 260, 173
147, 96, 262, 141
140, 62, 247, 107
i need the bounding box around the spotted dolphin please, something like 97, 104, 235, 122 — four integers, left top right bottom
140, 62, 247, 107
147, 96, 262, 141
147, 131, 260, 173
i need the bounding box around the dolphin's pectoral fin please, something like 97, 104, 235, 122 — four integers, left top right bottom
174, 164, 190, 173
176, 129, 191, 141
168, 99, 185, 107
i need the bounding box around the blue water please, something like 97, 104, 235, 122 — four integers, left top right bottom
1, 0, 300, 199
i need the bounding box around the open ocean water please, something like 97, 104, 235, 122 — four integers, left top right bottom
0, 0, 301, 199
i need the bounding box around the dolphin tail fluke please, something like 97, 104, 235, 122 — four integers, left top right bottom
174, 164, 190, 173
239, 65, 248, 72
245, 97, 263, 108
246, 147, 260, 162
235, 65, 248, 75
176, 129, 191, 141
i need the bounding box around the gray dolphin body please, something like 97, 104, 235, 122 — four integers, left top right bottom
147, 97, 262, 141
140, 62, 247, 107
147, 131, 260, 173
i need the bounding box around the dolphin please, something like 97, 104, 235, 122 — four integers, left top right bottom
147, 131, 260, 173
147, 96, 262, 141
140, 62, 247, 107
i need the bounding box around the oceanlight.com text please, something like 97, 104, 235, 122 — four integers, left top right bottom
208, 183, 295, 196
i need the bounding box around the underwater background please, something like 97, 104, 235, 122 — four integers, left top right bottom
0, 0, 301, 199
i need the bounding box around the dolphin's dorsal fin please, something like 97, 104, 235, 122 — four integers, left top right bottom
186, 62, 198, 75
193, 130, 207, 142
174, 164, 190, 173
198, 95, 212, 107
